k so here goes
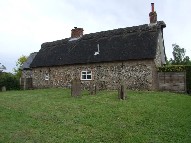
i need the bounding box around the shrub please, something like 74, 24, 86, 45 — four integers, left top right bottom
0, 72, 20, 90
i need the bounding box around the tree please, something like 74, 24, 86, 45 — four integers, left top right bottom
168, 44, 191, 65
183, 56, 191, 65
0, 63, 6, 73
13, 55, 27, 78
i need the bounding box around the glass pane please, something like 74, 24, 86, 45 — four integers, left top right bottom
82, 75, 86, 79
45, 74, 49, 80
87, 71, 91, 74
82, 72, 86, 74
87, 75, 91, 79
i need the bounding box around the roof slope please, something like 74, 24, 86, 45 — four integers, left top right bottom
31, 21, 166, 68
21, 52, 37, 70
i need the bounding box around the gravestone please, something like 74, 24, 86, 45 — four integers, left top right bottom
2, 86, 6, 92
90, 83, 97, 95
118, 84, 127, 100
71, 78, 81, 97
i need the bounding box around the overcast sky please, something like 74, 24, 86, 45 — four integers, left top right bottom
0, 0, 191, 72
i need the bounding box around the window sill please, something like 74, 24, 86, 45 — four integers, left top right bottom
81, 79, 92, 81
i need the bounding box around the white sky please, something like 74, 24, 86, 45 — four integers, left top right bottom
0, 0, 191, 72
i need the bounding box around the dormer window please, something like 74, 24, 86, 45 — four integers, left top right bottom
81, 71, 92, 80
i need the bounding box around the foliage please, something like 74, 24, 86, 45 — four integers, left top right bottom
164, 43, 191, 92
185, 66, 191, 93
168, 44, 191, 65
0, 89, 191, 143
0, 72, 20, 90
13, 55, 27, 78
0, 63, 6, 72
158, 65, 186, 72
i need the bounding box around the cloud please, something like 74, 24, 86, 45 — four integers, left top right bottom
0, 0, 191, 72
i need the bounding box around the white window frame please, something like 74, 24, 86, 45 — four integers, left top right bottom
45, 73, 49, 80
81, 71, 92, 80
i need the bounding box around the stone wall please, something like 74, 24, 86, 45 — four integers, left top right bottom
32, 60, 157, 90
21, 70, 33, 90
22, 70, 33, 78
154, 30, 165, 67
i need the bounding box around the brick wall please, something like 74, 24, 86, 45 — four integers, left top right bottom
158, 72, 186, 92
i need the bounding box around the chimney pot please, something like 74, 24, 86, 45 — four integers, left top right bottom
151, 3, 154, 12
149, 3, 157, 24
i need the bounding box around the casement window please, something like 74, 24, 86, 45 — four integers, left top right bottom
45, 73, 49, 80
81, 71, 92, 80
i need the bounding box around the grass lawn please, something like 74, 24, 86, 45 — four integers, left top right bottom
0, 88, 191, 143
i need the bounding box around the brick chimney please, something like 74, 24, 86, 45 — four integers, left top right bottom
149, 3, 157, 24
71, 27, 84, 38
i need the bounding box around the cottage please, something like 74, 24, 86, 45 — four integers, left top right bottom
30, 3, 166, 90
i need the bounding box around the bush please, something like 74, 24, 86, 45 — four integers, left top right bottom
0, 72, 20, 90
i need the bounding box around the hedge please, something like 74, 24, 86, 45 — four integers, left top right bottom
158, 65, 186, 72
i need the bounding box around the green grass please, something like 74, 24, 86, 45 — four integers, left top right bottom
0, 89, 191, 143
